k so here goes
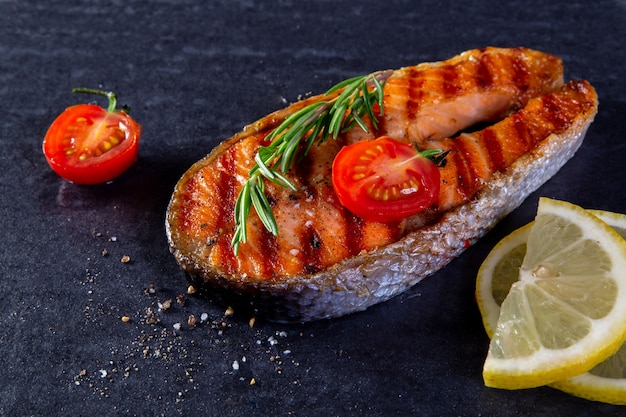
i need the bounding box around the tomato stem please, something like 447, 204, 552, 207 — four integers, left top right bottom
411, 143, 450, 167
72, 88, 118, 113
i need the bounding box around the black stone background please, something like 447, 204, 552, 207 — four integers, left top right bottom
1, 0, 625, 416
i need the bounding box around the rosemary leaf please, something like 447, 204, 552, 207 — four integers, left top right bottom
350, 111, 369, 133
372, 76, 384, 107
267, 170, 296, 190
231, 180, 252, 252
250, 182, 278, 236
328, 101, 349, 138
254, 150, 278, 179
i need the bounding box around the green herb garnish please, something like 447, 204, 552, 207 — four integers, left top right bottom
231, 70, 392, 254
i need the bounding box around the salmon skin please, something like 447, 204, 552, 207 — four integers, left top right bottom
166, 47, 598, 322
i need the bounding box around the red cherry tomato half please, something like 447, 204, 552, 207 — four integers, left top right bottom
332, 136, 441, 222
43, 89, 142, 185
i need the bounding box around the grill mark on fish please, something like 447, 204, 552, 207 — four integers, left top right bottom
260, 221, 279, 278
441, 65, 460, 97
512, 113, 531, 148
482, 128, 506, 172
476, 50, 494, 88
215, 147, 240, 276
512, 53, 530, 97
216, 145, 237, 229
406, 68, 424, 121
543, 93, 572, 131
450, 139, 476, 199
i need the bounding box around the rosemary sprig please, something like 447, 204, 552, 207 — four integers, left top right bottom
231, 70, 392, 254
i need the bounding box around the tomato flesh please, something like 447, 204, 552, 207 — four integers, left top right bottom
43, 104, 141, 184
332, 136, 440, 222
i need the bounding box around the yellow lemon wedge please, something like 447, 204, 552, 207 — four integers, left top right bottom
477, 208, 626, 404
478, 198, 626, 391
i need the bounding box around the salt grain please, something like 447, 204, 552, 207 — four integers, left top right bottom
232, 360, 239, 371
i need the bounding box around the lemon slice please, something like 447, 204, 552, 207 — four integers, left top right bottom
477, 208, 626, 403
480, 198, 626, 390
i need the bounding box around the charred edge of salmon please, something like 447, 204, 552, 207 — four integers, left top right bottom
168, 80, 598, 323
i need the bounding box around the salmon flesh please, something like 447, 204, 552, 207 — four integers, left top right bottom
166, 47, 598, 322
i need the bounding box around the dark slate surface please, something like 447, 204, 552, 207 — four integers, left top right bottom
1, 0, 625, 416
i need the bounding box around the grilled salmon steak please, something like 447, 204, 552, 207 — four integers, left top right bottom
166, 47, 598, 322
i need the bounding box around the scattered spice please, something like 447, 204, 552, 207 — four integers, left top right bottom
78, 231, 305, 398
144, 307, 160, 325
144, 284, 156, 296
158, 299, 172, 312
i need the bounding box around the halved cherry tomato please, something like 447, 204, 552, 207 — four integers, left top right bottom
43, 88, 142, 185
332, 136, 441, 222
